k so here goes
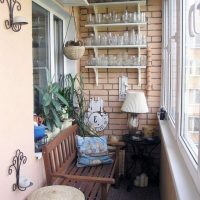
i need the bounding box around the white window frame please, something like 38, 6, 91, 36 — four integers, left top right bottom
162, 0, 200, 193
32, 0, 77, 78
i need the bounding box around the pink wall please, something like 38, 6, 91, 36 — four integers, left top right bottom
0, 1, 46, 199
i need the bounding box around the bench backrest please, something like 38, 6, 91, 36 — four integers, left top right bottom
42, 124, 78, 185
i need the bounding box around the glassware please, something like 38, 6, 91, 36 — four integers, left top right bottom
113, 12, 121, 23
87, 14, 94, 24
117, 35, 124, 45
107, 12, 113, 23
100, 34, 107, 45
122, 10, 129, 23
141, 13, 146, 23
124, 31, 129, 45
133, 12, 137, 23
102, 14, 108, 24
95, 34, 101, 45
95, 13, 102, 24
112, 34, 118, 45
129, 30, 136, 45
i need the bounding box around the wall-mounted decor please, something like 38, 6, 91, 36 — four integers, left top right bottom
8, 149, 33, 191
84, 97, 108, 132
0, 0, 28, 32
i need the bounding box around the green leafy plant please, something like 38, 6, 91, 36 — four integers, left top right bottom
35, 70, 68, 131
59, 73, 97, 137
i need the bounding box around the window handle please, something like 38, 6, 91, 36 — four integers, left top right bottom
189, 0, 200, 37
193, 0, 200, 35
189, 4, 195, 37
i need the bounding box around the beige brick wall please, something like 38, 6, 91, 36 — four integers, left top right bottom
79, 0, 162, 135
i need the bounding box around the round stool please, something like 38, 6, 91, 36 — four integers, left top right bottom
27, 185, 85, 200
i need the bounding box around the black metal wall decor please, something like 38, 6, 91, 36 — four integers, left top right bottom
8, 149, 33, 191
0, 0, 28, 32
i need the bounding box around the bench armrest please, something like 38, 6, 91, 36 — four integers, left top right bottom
51, 173, 115, 184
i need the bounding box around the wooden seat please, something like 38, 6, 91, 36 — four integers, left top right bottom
42, 125, 119, 200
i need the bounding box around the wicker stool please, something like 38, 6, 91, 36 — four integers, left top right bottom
27, 185, 85, 200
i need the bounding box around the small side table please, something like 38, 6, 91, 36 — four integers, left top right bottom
27, 185, 85, 200
123, 134, 161, 191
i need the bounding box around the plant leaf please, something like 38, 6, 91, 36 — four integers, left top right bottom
55, 93, 68, 106
50, 107, 61, 128
50, 83, 59, 93
43, 106, 50, 116
42, 92, 51, 106
52, 99, 62, 111
46, 119, 52, 131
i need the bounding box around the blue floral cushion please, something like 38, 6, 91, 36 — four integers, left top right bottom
75, 135, 113, 167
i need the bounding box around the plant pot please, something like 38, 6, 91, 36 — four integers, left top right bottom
62, 119, 73, 130
34, 125, 45, 141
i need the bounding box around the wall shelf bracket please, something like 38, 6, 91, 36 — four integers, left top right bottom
93, 68, 99, 86
138, 67, 141, 86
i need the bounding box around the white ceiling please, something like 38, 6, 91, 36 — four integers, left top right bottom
56, 0, 89, 6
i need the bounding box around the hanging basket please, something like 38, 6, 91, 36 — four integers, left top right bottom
63, 41, 85, 60
63, 8, 85, 60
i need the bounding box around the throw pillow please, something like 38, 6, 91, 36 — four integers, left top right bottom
75, 135, 113, 167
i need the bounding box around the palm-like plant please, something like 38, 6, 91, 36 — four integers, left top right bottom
59, 74, 97, 137
35, 70, 68, 131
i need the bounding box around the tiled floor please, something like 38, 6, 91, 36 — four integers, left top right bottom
107, 180, 160, 200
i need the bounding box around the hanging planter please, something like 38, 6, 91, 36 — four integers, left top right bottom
63, 8, 85, 60
64, 41, 85, 60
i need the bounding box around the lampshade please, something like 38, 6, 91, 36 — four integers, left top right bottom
121, 91, 148, 113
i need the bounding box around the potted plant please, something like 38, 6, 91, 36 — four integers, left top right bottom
59, 73, 97, 137
34, 69, 68, 132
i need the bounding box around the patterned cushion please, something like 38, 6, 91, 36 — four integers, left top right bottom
75, 135, 113, 167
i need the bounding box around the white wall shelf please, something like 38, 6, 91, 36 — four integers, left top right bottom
84, 0, 147, 86
85, 45, 147, 49
85, 22, 147, 29
88, 1, 146, 7
85, 65, 145, 85
85, 65, 146, 68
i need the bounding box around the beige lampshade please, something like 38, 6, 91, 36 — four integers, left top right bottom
121, 91, 149, 113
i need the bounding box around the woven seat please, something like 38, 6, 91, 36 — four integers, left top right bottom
27, 185, 85, 200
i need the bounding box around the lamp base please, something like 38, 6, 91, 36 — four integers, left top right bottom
129, 129, 143, 140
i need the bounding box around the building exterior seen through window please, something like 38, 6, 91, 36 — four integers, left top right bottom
32, 2, 64, 114
182, 0, 200, 160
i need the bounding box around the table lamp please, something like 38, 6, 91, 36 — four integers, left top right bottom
121, 91, 148, 134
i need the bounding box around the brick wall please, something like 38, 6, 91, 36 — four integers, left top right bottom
79, 0, 162, 136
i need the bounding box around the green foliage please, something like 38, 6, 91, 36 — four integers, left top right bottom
59, 74, 97, 137
34, 69, 68, 131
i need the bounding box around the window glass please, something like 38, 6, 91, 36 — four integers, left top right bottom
54, 15, 64, 82
182, 0, 200, 161
169, 0, 177, 123
32, 2, 50, 114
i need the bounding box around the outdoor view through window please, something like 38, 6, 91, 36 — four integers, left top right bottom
182, 0, 200, 161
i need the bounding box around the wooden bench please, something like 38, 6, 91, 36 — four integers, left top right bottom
42, 124, 120, 200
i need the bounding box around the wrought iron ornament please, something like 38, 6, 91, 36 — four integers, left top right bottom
8, 149, 32, 191
0, 0, 27, 32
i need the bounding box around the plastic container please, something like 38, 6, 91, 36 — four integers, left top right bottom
34, 125, 45, 141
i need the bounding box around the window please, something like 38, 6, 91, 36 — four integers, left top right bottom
182, 0, 200, 161
162, 0, 200, 191
32, 2, 50, 114
162, 0, 177, 126
32, 1, 66, 114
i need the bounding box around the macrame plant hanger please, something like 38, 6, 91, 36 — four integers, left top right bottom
63, 7, 85, 60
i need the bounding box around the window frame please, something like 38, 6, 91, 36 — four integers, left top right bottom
32, 0, 74, 79
162, 0, 200, 193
